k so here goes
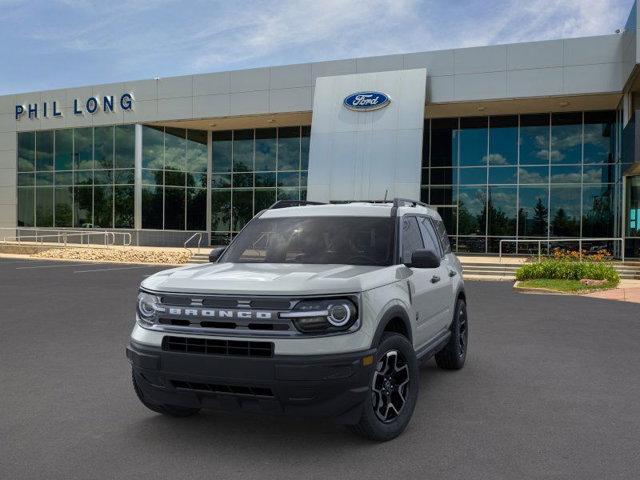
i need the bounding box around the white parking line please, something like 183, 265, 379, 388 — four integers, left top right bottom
73, 265, 158, 273
16, 263, 90, 270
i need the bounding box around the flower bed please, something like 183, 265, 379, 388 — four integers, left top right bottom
515, 248, 620, 292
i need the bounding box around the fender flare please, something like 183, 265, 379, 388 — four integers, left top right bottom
445, 285, 467, 331
455, 285, 466, 303
370, 305, 413, 348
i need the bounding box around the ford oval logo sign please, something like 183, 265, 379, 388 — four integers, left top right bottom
343, 91, 391, 111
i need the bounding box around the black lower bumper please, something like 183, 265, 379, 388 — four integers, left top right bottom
126, 340, 376, 424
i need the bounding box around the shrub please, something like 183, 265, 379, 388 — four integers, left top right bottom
515, 259, 619, 285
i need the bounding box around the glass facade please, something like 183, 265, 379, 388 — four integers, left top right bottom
15, 113, 624, 254
17, 126, 135, 228
422, 111, 619, 253
17, 124, 310, 239
141, 126, 208, 231
211, 126, 310, 243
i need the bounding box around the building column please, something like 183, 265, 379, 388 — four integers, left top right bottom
134, 124, 143, 236
206, 130, 212, 244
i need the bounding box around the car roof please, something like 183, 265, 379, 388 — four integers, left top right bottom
260, 202, 442, 220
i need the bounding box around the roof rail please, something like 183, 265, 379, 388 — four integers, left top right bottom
269, 200, 326, 209
392, 198, 431, 209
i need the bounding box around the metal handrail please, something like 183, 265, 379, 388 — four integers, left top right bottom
498, 238, 625, 262
1, 230, 131, 248
183, 232, 203, 254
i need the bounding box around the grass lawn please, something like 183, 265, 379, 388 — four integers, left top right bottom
516, 278, 618, 293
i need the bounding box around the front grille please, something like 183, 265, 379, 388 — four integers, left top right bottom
151, 294, 296, 335
171, 380, 274, 397
162, 336, 274, 357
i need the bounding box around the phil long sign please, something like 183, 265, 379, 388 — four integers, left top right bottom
15, 93, 134, 120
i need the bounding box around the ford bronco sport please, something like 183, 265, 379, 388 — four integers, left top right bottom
127, 198, 468, 441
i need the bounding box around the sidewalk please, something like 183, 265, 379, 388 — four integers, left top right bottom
582, 280, 640, 304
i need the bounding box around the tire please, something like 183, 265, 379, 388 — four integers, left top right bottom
132, 371, 200, 418
350, 333, 419, 441
435, 298, 468, 370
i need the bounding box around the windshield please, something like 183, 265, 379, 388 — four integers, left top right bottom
220, 216, 394, 266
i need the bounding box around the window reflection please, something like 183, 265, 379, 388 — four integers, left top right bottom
520, 114, 549, 165
255, 128, 277, 171
459, 117, 487, 167
16, 186, 34, 226
459, 167, 486, 185
233, 130, 253, 172
582, 184, 614, 237
518, 186, 548, 236
550, 186, 580, 237
212, 131, 232, 173
18, 132, 35, 172
35, 187, 54, 227
519, 166, 548, 184
17, 126, 135, 229
458, 187, 486, 236
142, 126, 208, 230
584, 111, 615, 164
550, 165, 581, 183
35, 131, 54, 172
55, 130, 73, 171
488, 186, 517, 236
489, 167, 517, 184
211, 127, 310, 240
488, 116, 517, 166
551, 113, 582, 164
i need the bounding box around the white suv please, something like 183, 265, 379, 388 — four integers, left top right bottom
127, 199, 467, 441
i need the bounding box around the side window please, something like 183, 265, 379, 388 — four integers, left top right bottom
432, 218, 452, 254
401, 216, 424, 264
418, 217, 442, 257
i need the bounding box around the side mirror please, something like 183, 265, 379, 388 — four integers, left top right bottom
407, 249, 440, 269
208, 247, 226, 263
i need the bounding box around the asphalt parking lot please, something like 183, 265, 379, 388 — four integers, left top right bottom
1, 258, 639, 480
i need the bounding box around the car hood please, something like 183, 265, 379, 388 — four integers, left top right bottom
141, 262, 402, 296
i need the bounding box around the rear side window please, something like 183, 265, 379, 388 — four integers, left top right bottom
432, 218, 451, 254
418, 217, 442, 257
401, 216, 424, 264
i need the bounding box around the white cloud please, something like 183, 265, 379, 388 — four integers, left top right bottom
483, 153, 508, 165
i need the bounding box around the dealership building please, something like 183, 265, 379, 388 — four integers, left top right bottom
2, 5, 640, 256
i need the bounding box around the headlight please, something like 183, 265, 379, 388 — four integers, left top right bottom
281, 298, 358, 334
137, 291, 162, 326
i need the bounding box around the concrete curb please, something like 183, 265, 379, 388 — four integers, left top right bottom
512, 281, 567, 295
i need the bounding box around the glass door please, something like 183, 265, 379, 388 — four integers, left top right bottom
625, 175, 640, 257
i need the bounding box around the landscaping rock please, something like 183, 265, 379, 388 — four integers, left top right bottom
30, 247, 192, 264
579, 278, 607, 286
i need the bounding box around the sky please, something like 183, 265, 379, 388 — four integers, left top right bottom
0, 0, 636, 95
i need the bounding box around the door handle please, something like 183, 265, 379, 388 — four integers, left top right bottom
448, 269, 457, 277
430, 275, 441, 283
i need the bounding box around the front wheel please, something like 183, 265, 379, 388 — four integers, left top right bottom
350, 333, 419, 441
435, 298, 468, 370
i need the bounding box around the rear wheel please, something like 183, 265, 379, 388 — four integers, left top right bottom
350, 333, 419, 441
435, 298, 468, 370
132, 371, 200, 417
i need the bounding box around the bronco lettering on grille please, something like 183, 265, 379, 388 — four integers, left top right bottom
165, 308, 273, 320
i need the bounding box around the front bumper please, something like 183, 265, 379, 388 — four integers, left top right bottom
126, 340, 376, 424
